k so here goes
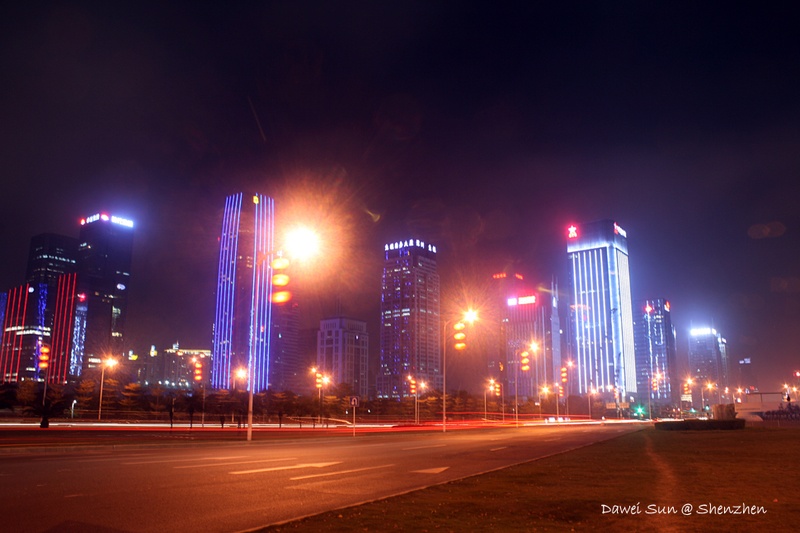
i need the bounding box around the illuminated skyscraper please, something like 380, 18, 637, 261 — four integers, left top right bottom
688, 326, 729, 395
74, 213, 134, 373
633, 299, 678, 406
25, 233, 80, 383
378, 239, 439, 399
317, 317, 369, 398
567, 220, 636, 399
211, 193, 276, 392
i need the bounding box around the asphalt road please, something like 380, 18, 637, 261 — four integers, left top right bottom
0, 422, 642, 532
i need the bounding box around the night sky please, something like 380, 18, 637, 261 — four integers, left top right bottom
2, 2, 799, 392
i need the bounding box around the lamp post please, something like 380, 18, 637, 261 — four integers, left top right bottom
540, 385, 549, 420
442, 309, 477, 433
97, 357, 118, 421
485, 379, 494, 421
246, 369, 254, 441
555, 382, 560, 421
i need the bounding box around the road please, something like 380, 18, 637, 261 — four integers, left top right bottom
0, 422, 641, 532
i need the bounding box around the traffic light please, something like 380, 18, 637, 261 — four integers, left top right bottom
38, 345, 50, 370
409, 378, 417, 395
682, 382, 690, 395
193, 360, 203, 382
453, 322, 467, 350
271, 255, 292, 304
315, 372, 323, 389
494, 382, 501, 396
561, 366, 568, 383
651, 377, 658, 392
520, 351, 530, 372
558, 385, 564, 398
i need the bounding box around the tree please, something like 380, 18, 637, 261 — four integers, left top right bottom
119, 383, 145, 416
75, 380, 97, 416
16, 381, 37, 410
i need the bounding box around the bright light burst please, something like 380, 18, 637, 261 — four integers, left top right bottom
285, 227, 320, 261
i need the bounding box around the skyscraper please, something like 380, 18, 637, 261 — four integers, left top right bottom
26, 233, 80, 383
688, 326, 729, 399
211, 193, 276, 392
74, 213, 135, 372
633, 299, 678, 406
317, 317, 369, 398
567, 220, 636, 400
378, 239, 439, 399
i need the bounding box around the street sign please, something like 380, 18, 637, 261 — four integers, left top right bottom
349, 396, 360, 407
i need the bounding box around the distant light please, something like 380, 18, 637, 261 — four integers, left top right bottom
613, 223, 627, 237
116, 283, 126, 290
518, 295, 536, 305
665, 301, 671, 312
645, 304, 653, 314
690, 327, 715, 337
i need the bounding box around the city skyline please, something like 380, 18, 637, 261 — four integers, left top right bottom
1, 3, 799, 391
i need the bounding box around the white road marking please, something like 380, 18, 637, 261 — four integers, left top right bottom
412, 467, 449, 474
174, 457, 297, 469
489, 446, 507, 452
230, 462, 341, 475
123, 455, 248, 465
402, 444, 447, 451
290, 464, 395, 481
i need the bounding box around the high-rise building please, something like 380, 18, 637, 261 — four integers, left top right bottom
688, 326, 729, 405
26, 233, 79, 286
25, 233, 80, 383
377, 239, 439, 399
211, 193, 276, 392
317, 317, 369, 398
567, 220, 637, 400
0, 283, 47, 383
74, 213, 135, 372
633, 299, 678, 406
268, 301, 302, 392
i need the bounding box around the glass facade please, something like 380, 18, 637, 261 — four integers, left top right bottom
567, 220, 637, 399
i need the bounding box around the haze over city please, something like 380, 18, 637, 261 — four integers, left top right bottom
2, 2, 799, 391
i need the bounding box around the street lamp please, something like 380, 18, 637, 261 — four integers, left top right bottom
235, 367, 247, 390
442, 309, 477, 433
686, 378, 695, 412
485, 379, 495, 421
97, 357, 119, 421
540, 385, 549, 420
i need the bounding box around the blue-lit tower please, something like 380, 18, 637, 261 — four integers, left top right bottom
567, 220, 637, 401
211, 193, 276, 392
633, 299, 678, 407
378, 239, 440, 399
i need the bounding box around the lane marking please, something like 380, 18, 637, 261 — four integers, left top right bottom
290, 464, 395, 481
402, 444, 447, 451
123, 455, 248, 465
412, 467, 449, 474
489, 447, 507, 452
230, 462, 341, 475
174, 457, 297, 469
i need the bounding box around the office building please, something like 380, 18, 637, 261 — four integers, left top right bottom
377, 239, 439, 399
74, 213, 134, 373
633, 299, 678, 406
268, 301, 303, 392
688, 326, 729, 406
317, 317, 369, 398
211, 193, 276, 392
567, 220, 637, 400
